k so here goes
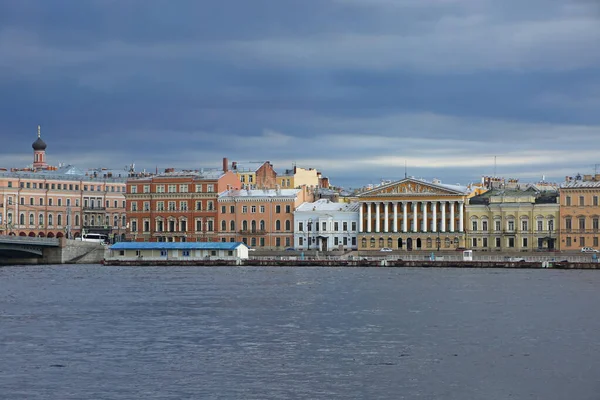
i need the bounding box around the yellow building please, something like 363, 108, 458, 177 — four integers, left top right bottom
559, 175, 600, 251
357, 178, 469, 251
277, 166, 320, 189
466, 187, 559, 251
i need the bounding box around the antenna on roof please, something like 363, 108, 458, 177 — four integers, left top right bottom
404, 160, 407, 179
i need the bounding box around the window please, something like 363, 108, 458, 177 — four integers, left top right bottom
196, 220, 202, 231
507, 221, 515, 231
230, 220, 235, 231
195, 184, 202, 192
566, 196, 571, 206
351, 222, 357, 231
242, 206, 248, 214
29, 213, 34, 225
594, 218, 599, 231
144, 221, 150, 232
168, 201, 176, 211
221, 220, 226, 231
482, 220, 488, 231
230, 205, 235, 213
180, 201, 188, 211
38, 214, 44, 226
508, 237, 515, 248
180, 220, 187, 232
472, 221, 478, 231
579, 217, 586, 231
251, 205, 256, 213
299, 237, 304, 246
566, 237, 572, 246
29, 197, 34, 205
482, 238, 488, 247
48, 198, 53, 206
168, 185, 177, 193
157, 220, 164, 232
334, 222, 339, 231
179, 184, 188, 193
156, 185, 165, 193
182, 250, 190, 257
131, 186, 137, 194
207, 185, 214, 193
595, 196, 599, 206
276, 237, 281, 247
157, 201, 165, 211
275, 205, 281, 213
537, 220, 543, 231
57, 214, 62, 226
260, 220, 265, 231
580, 237, 585, 247
472, 238, 477, 247
276, 220, 281, 231
299, 222, 304, 231
521, 220, 528, 231
495, 220, 501, 231
221, 205, 226, 214
144, 202, 150, 211
131, 202, 138, 211
522, 238, 528, 248
285, 220, 291, 231
260, 205, 265, 213
207, 201, 214, 211
143, 185, 150, 193
207, 220, 214, 231
160, 250, 167, 257
580, 196, 585, 206
595, 237, 599, 247
195, 201, 202, 211
322, 222, 326, 231
285, 205, 291, 213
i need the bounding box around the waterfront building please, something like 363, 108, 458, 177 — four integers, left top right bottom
293, 199, 359, 251
356, 178, 469, 251
559, 174, 600, 251
125, 168, 241, 242
217, 187, 312, 249
229, 159, 277, 189
0, 127, 128, 241
107, 241, 249, 261
466, 184, 559, 252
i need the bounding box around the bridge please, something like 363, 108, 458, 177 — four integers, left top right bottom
0, 235, 105, 264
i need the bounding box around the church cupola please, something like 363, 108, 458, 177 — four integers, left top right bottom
32, 125, 48, 169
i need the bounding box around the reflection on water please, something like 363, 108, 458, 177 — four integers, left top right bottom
1, 265, 600, 399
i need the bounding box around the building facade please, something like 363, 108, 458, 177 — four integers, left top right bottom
217, 188, 311, 249
277, 166, 321, 189
125, 169, 241, 242
357, 178, 469, 251
230, 160, 277, 189
0, 128, 128, 241
294, 199, 359, 251
559, 175, 600, 251
466, 187, 559, 252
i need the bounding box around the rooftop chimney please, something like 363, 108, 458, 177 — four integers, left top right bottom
223, 157, 228, 173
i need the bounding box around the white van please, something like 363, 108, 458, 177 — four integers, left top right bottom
81, 233, 109, 244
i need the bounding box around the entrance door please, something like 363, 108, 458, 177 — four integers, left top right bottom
406, 238, 413, 251
398, 238, 403, 249
416, 238, 422, 250
320, 237, 328, 251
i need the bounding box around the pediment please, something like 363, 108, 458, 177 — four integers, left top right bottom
359, 178, 466, 197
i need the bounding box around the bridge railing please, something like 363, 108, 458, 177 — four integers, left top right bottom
0, 235, 60, 246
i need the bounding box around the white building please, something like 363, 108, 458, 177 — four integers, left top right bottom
294, 199, 359, 251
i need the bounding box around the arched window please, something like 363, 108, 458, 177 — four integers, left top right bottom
122, 216, 126, 226
230, 220, 235, 231
39, 214, 44, 226
90, 216, 95, 226
378, 237, 384, 247
75, 215, 80, 226
221, 220, 226, 231
387, 237, 393, 248
48, 214, 53, 226
57, 214, 62, 226
20, 213, 25, 225
114, 215, 118, 227
260, 220, 265, 230
251, 220, 257, 232
242, 220, 248, 231
7, 213, 12, 224
29, 213, 34, 225
285, 220, 291, 231
426, 237, 432, 248
361, 237, 367, 248
105, 216, 110, 225
39, 198, 44, 206
276, 220, 281, 231
370, 237, 375, 248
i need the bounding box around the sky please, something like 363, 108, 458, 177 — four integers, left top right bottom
1, 0, 599, 189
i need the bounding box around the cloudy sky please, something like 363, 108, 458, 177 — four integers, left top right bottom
1, 0, 599, 188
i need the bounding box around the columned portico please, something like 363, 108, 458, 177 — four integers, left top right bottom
383, 202, 389, 233
450, 201, 455, 232
367, 203, 372, 233
393, 202, 398, 232
432, 201, 437, 232
402, 202, 407, 232
375, 202, 381, 233
412, 202, 417, 232
422, 201, 428, 233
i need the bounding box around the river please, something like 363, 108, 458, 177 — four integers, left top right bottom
1, 265, 600, 399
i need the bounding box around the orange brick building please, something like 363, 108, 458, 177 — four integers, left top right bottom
125, 169, 241, 242
559, 175, 600, 251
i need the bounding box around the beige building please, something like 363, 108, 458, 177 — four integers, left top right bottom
357, 178, 469, 251
277, 166, 321, 189
466, 186, 559, 251
559, 175, 600, 251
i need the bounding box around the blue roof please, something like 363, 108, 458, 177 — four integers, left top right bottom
110, 242, 247, 251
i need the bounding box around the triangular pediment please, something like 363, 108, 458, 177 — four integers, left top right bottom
358, 178, 467, 197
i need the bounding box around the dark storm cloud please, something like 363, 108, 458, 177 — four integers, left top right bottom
0, 0, 599, 186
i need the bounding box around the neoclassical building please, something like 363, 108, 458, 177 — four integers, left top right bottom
466, 187, 559, 251
357, 178, 469, 251
294, 199, 359, 251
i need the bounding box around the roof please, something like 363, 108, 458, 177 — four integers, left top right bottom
129, 169, 225, 182
296, 199, 360, 212
110, 242, 247, 250
219, 188, 300, 198
359, 177, 469, 197
232, 162, 267, 172
561, 181, 600, 188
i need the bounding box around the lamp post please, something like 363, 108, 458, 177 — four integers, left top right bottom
307, 218, 312, 251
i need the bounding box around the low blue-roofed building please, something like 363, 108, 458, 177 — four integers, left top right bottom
108, 241, 249, 261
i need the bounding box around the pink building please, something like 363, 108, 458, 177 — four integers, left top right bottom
218, 187, 312, 249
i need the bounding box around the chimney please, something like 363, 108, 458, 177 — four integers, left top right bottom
232, 161, 237, 170
223, 157, 228, 173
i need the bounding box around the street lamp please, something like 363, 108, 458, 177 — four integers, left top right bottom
307, 218, 312, 250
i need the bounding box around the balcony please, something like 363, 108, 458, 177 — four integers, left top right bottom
83, 206, 106, 212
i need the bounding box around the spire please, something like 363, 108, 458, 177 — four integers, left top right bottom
37, 125, 41, 138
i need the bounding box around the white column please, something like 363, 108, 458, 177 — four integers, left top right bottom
432, 201, 437, 232
393, 202, 398, 232
375, 202, 381, 233
422, 201, 428, 233
412, 202, 417, 232
359, 203, 363, 233
403, 202, 408, 232
384, 202, 389, 233
441, 202, 446, 232
450, 201, 455, 233
459, 201, 464, 232
367, 202, 372, 233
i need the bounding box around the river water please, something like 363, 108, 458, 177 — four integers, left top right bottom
1, 265, 600, 399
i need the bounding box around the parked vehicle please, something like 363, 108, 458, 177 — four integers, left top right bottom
380, 247, 393, 252
81, 233, 109, 244
581, 247, 599, 253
